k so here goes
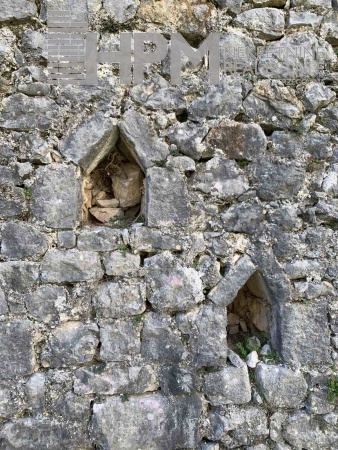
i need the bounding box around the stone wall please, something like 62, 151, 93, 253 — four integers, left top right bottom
0, 0, 338, 449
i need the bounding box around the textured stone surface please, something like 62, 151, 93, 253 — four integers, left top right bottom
0, 0, 37, 22
103, 250, 140, 276
234, 8, 285, 40
31, 164, 82, 229
103, 0, 139, 23
77, 227, 121, 251
25, 285, 66, 324
91, 394, 202, 450
100, 320, 141, 362
146, 167, 191, 227
145, 251, 203, 312
59, 113, 119, 175
41, 249, 103, 283
41, 322, 99, 368
1, 221, 49, 259
255, 363, 307, 408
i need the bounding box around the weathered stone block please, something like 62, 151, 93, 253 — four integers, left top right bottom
167, 121, 210, 160
234, 8, 285, 40
92, 280, 146, 318
159, 365, 197, 395
205, 120, 267, 160
130, 227, 182, 252
77, 226, 121, 251
280, 303, 330, 366
100, 320, 141, 362
41, 322, 99, 368
193, 158, 249, 201
25, 285, 67, 325
0, 185, 26, 219
255, 363, 307, 408
41, 249, 103, 283
304, 82, 336, 112
103, 0, 139, 23
0, 94, 59, 130
31, 164, 82, 229
0, 0, 37, 22
74, 364, 158, 395
120, 109, 169, 171
102, 250, 140, 276
1, 221, 49, 259
145, 251, 203, 312
146, 167, 191, 227
209, 255, 257, 307
59, 112, 119, 175
221, 203, 264, 234
141, 312, 186, 363
203, 365, 251, 406
0, 261, 39, 293
0, 320, 35, 379
90, 393, 202, 449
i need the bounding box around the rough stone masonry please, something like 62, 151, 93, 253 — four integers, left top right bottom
0, 0, 338, 449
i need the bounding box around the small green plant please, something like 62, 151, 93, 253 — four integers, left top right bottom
261, 349, 281, 364
235, 336, 261, 359
23, 187, 32, 200
131, 314, 144, 327
327, 376, 338, 402
306, 156, 321, 173
121, 393, 130, 403
109, 217, 127, 229
117, 243, 128, 256
236, 159, 250, 168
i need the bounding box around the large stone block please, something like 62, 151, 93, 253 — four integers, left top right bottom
280, 303, 331, 366
0, 0, 37, 22
41, 322, 99, 368
0, 94, 59, 130
41, 249, 103, 283
120, 109, 169, 171
234, 8, 285, 40
103, 0, 139, 23
221, 203, 264, 235
146, 167, 191, 227
0, 261, 39, 293
31, 164, 82, 229
141, 312, 186, 363
0, 185, 26, 219
0, 320, 36, 379
1, 221, 49, 259
100, 320, 141, 362
145, 251, 203, 312
255, 363, 307, 408
90, 393, 202, 449
59, 112, 119, 175
203, 365, 251, 406
77, 227, 121, 251
205, 120, 267, 161
25, 285, 67, 325
193, 158, 249, 201
92, 280, 146, 319
102, 250, 140, 276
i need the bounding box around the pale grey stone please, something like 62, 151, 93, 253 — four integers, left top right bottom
257, 34, 336, 81
159, 366, 197, 395
0, 383, 19, 418
255, 363, 307, 408
21, 30, 47, 61
0, 0, 37, 22
59, 112, 119, 175
167, 121, 211, 160
188, 76, 243, 120
283, 413, 338, 450
41, 322, 99, 368
0, 185, 26, 219
0, 287, 8, 315
321, 12, 338, 45
0, 94, 59, 131
103, 0, 139, 23
177, 303, 228, 366
228, 348, 246, 368
25, 285, 67, 325
220, 33, 256, 73
130, 227, 182, 252
292, 0, 331, 5
271, 131, 331, 159
31, 164, 82, 229
1, 221, 49, 259
318, 103, 338, 132
221, 203, 264, 234
253, 159, 305, 201
77, 227, 121, 251
0, 320, 35, 379
234, 8, 285, 40
141, 312, 185, 363
130, 75, 185, 112
74, 364, 158, 395
288, 11, 323, 29
145, 251, 203, 312
146, 167, 191, 227
304, 82, 336, 112
215, 0, 242, 13
0, 165, 19, 185
284, 260, 323, 280
120, 109, 169, 171
102, 250, 140, 276
25, 373, 45, 415
100, 320, 141, 362
205, 120, 267, 160
0, 261, 39, 293
166, 155, 196, 173
280, 303, 330, 366
193, 158, 249, 201
90, 394, 202, 450
203, 365, 251, 406
92, 280, 146, 318
41, 249, 103, 283
57, 230, 76, 249
209, 255, 257, 307
17, 82, 51, 97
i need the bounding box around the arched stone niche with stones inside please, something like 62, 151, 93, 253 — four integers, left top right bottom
82, 143, 145, 226
227, 271, 272, 358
